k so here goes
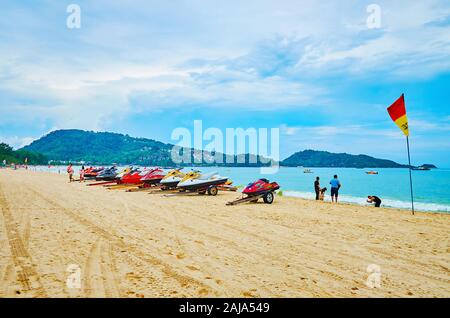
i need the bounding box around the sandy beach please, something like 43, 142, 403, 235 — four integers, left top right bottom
0, 169, 448, 298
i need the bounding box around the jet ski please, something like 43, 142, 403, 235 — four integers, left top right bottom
119, 168, 145, 185
84, 167, 104, 179
243, 179, 280, 197
140, 168, 166, 187
160, 169, 186, 189
114, 167, 132, 180
177, 171, 229, 195
227, 178, 280, 205
95, 166, 118, 181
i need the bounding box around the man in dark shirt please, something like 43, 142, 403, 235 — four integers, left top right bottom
367, 196, 382, 207
314, 177, 320, 200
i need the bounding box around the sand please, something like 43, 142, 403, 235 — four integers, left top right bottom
0, 169, 448, 298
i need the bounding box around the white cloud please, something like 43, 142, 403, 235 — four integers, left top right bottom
0, 0, 449, 146
0, 136, 36, 149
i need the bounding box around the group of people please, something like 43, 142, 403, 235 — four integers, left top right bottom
314, 175, 382, 207
67, 163, 85, 183
314, 175, 341, 202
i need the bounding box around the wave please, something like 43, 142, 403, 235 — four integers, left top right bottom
283, 191, 450, 213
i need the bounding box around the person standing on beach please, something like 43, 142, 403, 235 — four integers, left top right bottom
314, 177, 321, 200
79, 165, 85, 183
330, 175, 341, 203
67, 163, 74, 182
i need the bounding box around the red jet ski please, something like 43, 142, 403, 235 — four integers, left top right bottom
140, 168, 166, 188
119, 168, 144, 185
84, 167, 104, 179
228, 178, 280, 205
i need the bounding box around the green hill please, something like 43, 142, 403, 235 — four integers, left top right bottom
281, 150, 407, 168
20, 130, 424, 168
0, 142, 48, 165
21, 129, 270, 166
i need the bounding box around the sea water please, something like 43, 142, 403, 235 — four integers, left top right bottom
33, 165, 450, 213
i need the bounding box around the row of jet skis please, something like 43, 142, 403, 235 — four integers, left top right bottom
83, 166, 280, 205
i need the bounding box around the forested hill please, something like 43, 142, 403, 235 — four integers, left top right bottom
21, 129, 269, 166
0, 142, 47, 165
281, 150, 407, 168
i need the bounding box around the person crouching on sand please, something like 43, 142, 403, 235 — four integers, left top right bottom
367, 196, 382, 208
330, 175, 341, 203
67, 163, 74, 182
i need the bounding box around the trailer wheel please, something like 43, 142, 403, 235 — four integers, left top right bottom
263, 192, 274, 204
208, 186, 218, 196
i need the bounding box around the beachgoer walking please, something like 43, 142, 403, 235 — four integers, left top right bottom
67, 163, 74, 182
367, 196, 382, 208
330, 175, 341, 203
314, 177, 321, 200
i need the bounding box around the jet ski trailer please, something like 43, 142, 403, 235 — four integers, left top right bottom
226, 179, 280, 206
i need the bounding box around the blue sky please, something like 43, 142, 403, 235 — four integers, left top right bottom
0, 0, 449, 166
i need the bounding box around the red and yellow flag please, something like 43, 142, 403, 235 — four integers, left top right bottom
387, 94, 409, 136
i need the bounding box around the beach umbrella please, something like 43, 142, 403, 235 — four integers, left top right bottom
387, 94, 414, 215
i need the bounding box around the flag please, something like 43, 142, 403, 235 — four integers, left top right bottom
387, 94, 409, 136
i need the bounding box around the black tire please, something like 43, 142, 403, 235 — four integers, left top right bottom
207, 186, 218, 196
263, 192, 274, 204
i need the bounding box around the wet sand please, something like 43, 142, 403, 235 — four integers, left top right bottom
0, 169, 448, 298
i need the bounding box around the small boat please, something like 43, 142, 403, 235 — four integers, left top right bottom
366, 171, 379, 175
411, 167, 431, 171
303, 169, 313, 174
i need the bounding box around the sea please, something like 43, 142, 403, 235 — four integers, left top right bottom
32, 165, 450, 213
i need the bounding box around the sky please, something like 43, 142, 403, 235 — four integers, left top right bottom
0, 0, 449, 166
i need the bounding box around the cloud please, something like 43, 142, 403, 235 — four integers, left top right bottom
0, 135, 36, 149
409, 119, 450, 132
281, 124, 403, 139
0, 0, 449, 166
424, 14, 450, 27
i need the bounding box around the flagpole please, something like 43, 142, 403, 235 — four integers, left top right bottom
406, 136, 415, 215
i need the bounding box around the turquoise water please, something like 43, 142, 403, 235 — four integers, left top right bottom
194, 167, 450, 213
34, 166, 450, 213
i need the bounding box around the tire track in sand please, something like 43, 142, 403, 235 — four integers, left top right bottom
83, 238, 121, 297
28, 188, 211, 296
0, 184, 47, 297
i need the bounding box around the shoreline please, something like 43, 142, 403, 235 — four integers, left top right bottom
282, 191, 450, 215
11, 166, 450, 214
0, 169, 449, 298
